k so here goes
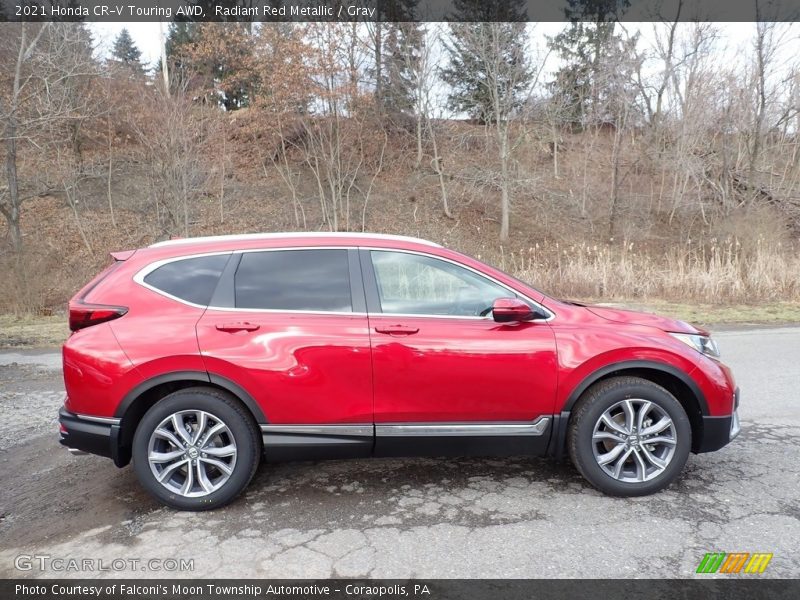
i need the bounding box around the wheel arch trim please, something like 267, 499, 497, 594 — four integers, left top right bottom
561, 359, 709, 416
115, 370, 267, 424
549, 360, 708, 460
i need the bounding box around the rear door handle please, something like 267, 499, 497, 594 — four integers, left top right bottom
215, 322, 260, 333
374, 325, 419, 335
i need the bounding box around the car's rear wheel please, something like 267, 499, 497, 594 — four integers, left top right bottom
132, 387, 260, 510
567, 376, 691, 496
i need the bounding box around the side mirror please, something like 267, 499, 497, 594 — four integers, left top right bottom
492, 298, 536, 323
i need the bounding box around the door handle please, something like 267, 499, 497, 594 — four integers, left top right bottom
215, 322, 260, 333
374, 325, 419, 335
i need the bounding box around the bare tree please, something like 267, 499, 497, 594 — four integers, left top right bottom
402, 24, 452, 218
287, 24, 384, 232
598, 32, 645, 237
159, 20, 170, 98
133, 77, 220, 238
1, 23, 48, 252
640, 0, 684, 128
747, 19, 790, 185
444, 23, 538, 241
1, 23, 102, 253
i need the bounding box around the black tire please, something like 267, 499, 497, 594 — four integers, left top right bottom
132, 387, 261, 511
567, 376, 691, 497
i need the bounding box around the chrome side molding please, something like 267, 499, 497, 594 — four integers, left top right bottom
260, 417, 551, 439
259, 424, 373, 437
376, 417, 551, 437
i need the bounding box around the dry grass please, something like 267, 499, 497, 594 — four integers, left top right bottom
586, 301, 800, 327
504, 236, 800, 304
0, 314, 68, 349
3, 236, 800, 348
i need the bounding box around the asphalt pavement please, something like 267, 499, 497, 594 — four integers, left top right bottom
0, 327, 798, 579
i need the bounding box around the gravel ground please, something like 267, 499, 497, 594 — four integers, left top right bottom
0, 328, 798, 579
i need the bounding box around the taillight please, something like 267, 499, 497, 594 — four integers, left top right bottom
69, 302, 128, 332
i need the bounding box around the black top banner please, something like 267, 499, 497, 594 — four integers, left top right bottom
2, 0, 800, 23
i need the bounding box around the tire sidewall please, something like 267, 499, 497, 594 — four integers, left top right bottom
571, 381, 692, 496
132, 391, 258, 511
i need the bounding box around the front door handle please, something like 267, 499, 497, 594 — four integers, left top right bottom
374, 325, 419, 336
215, 322, 260, 333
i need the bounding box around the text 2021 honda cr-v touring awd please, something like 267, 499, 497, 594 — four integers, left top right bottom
59, 233, 740, 510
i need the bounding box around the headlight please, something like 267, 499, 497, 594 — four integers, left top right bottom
669, 333, 720, 359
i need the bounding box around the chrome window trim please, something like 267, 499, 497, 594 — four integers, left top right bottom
375, 417, 551, 437
134, 248, 362, 314
133, 250, 234, 310
260, 424, 373, 437
133, 245, 555, 322
75, 414, 122, 426
150, 232, 442, 249
205, 306, 366, 316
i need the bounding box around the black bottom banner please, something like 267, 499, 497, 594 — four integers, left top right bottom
3, 579, 800, 600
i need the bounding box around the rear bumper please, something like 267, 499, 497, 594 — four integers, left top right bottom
58, 407, 121, 463
696, 388, 741, 453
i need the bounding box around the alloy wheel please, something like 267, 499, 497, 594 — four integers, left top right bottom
591, 399, 677, 483
147, 410, 237, 497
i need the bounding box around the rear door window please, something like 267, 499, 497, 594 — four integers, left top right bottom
143, 254, 230, 306
235, 249, 352, 312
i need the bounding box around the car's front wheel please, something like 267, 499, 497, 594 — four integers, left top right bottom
568, 376, 691, 496
132, 387, 260, 510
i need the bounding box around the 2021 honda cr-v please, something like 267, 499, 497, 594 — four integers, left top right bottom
59, 233, 739, 510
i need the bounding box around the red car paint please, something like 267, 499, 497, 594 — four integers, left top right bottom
60, 233, 737, 465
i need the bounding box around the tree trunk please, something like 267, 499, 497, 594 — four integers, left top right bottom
414, 113, 424, 169
500, 170, 510, 242
65, 185, 93, 254
374, 23, 382, 107
552, 123, 559, 178
498, 123, 511, 242
4, 123, 22, 253
3, 25, 27, 253
429, 120, 452, 219
107, 115, 116, 228
608, 125, 622, 238
160, 20, 170, 97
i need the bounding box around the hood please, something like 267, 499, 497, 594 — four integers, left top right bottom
583, 304, 702, 334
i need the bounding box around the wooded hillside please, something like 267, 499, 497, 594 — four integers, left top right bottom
2, 15, 800, 314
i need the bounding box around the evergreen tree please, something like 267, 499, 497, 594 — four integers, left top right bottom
165, 22, 257, 110
372, 1, 423, 117
441, 0, 531, 123
166, 22, 197, 57
163, 22, 198, 87
112, 28, 143, 72
447, 0, 527, 21
379, 22, 423, 117
548, 0, 631, 127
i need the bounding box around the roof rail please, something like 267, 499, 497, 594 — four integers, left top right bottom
149, 232, 442, 248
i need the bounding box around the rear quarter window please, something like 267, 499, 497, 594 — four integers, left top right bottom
143, 254, 230, 306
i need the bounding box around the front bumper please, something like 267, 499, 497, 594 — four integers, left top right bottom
696, 388, 740, 453
58, 407, 120, 462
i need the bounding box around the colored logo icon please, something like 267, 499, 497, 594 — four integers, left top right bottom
696, 552, 773, 574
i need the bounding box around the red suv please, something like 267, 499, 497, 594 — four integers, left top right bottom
59, 233, 739, 510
